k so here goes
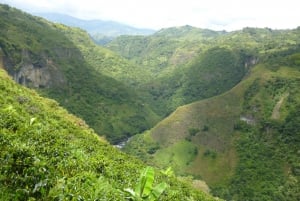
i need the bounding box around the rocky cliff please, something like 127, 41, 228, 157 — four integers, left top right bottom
2, 48, 69, 88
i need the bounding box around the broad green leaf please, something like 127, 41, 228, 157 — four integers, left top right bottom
135, 166, 154, 198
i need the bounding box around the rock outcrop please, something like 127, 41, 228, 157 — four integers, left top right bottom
3, 49, 65, 88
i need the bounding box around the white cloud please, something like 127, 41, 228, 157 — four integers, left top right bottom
1, 0, 299, 30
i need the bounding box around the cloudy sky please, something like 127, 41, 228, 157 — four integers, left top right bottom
1, 0, 299, 31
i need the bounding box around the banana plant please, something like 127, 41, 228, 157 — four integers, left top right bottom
124, 166, 168, 201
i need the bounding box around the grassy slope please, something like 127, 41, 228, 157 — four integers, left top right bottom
125, 71, 246, 184
144, 47, 247, 115
124, 58, 300, 200
106, 24, 300, 200
0, 69, 220, 201
0, 4, 160, 143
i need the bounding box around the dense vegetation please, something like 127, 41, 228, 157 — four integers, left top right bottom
106, 26, 300, 115
106, 26, 225, 82
106, 27, 247, 116
224, 64, 300, 200
0, 4, 159, 143
1, 3, 300, 200
143, 47, 247, 114
123, 34, 300, 200
106, 26, 252, 115
125, 63, 300, 200
58, 24, 149, 85
0, 69, 219, 200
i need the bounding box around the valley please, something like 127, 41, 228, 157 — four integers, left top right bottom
106, 25, 300, 200
0, 5, 160, 144
1, 3, 300, 201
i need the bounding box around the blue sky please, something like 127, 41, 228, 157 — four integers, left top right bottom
1, 0, 299, 30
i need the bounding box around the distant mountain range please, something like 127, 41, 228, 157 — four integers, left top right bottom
34, 12, 156, 44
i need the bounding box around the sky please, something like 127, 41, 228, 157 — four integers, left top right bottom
1, 0, 300, 31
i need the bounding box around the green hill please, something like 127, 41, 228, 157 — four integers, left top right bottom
143, 46, 248, 115
105, 25, 225, 81
0, 69, 220, 200
0, 4, 159, 143
106, 26, 300, 117
106, 27, 252, 115
2, 4, 300, 200
123, 47, 300, 200
58, 24, 151, 85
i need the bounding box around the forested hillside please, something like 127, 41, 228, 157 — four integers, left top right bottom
1, 3, 300, 200
106, 26, 250, 115
123, 40, 300, 200
0, 4, 160, 143
0, 69, 219, 201
58, 24, 150, 85
106, 25, 225, 81
106, 26, 300, 116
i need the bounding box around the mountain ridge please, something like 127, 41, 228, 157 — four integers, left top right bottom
34, 12, 156, 44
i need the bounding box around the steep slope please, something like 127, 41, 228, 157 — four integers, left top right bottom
144, 47, 249, 115
0, 69, 219, 201
107, 28, 252, 116
58, 24, 151, 85
0, 4, 159, 143
62, 24, 246, 119
124, 48, 300, 200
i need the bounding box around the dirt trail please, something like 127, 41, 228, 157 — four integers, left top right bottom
271, 93, 289, 119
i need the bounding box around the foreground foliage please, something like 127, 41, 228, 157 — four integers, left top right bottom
124, 166, 168, 201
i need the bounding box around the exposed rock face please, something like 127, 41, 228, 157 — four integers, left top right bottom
3, 50, 65, 88
13, 62, 65, 88
240, 115, 255, 125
